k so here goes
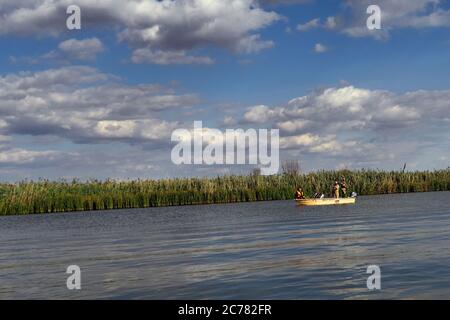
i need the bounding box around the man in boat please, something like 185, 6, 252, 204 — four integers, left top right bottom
340, 177, 348, 198
295, 188, 306, 200
332, 181, 340, 198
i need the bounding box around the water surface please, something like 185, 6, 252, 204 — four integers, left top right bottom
1, 192, 450, 299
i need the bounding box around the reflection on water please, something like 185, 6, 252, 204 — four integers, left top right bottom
1, 191, 450, 299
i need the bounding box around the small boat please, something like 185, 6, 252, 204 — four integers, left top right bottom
296, 197, 356, 206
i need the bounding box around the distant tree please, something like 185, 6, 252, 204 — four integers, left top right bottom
282, 160, 301, 176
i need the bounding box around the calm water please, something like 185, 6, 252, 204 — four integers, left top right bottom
1, 192, 450, 299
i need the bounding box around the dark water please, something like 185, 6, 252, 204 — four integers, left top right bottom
1, 191, 450, 299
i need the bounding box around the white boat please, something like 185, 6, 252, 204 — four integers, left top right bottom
295, 197, 356, 206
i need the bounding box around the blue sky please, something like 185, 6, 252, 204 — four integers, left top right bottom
0, 0, 449, 181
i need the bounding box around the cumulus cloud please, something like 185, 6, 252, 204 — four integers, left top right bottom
290, 1, 450, 39
280, 133, 326, 148
94, 119, 179, 140
223, 116, 237, 126
297, 18, 321, 31
0, 66, 198, 144
56, 38, 105, 60
237, 85, 450, 166
259, 0, 312, 4
297, 16, 337, 32
243, 105, 282, 123
340, 0, 450, 39
131, 48, 214, 65
11, 38, 106, 64
276, 119, 312, 133
314, 43, 328, 53
325, 16, 337, 29
242, 85, 449, 129
0, 0, 280, 64
1, 69, 449, 176
0, 148, 76, 168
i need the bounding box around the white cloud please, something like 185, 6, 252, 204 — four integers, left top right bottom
280, 133, 324, 148
290, 1, 450, 39
0, 0, 281, 64
341, 0, 450, 39
11, 38, 106, 64
372, 105, 421, 124
297, 16, 337, 32
1, 72, 449, 177
314, 43, 328, 53
94, 119, 178, 140
277, 85, 445, 129
259, 0, 312, 4
223, 116, 237, 126
0, 148, 74, 166
297, 18, 320, 31
276, 119, 312, 133
233, 34, 275, 54
131, 48, 214, 65
57, 38, 105, 60
325, 16, 337, 29
0, 66, 198, 144
236, 84, 450, 168
243, 105, 282, 123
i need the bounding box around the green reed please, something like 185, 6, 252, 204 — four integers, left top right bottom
0, 169, 449, 215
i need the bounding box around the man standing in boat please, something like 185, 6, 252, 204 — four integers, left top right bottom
332, 181, 340, 198
340, 177, 348, 198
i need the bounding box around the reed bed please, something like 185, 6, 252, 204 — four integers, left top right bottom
0, 169, 449, 215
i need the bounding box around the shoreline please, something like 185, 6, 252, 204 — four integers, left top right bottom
1, 169, 449, 216
2, 190, 449, 218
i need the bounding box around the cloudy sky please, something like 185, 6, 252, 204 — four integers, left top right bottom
0, 0, 449, 181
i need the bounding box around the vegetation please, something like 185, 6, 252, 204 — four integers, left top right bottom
0, 169, 449, 215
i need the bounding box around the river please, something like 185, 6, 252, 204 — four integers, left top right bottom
1, 191, 450, 299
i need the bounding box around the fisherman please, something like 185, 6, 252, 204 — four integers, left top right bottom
295, 187, 306, 200
332, 181, 340, 198
340, 177, 348, 198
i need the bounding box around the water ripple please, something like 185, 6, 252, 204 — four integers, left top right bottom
1, 192, 449, 299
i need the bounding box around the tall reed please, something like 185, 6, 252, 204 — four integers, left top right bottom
0, 169, 449, 215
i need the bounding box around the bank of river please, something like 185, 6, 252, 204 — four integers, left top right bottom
1, 169, 449, 215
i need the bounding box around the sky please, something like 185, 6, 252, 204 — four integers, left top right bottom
0, 0, 449, 181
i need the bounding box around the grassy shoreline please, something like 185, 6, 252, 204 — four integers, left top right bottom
1, 169, 449, 216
